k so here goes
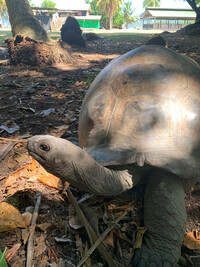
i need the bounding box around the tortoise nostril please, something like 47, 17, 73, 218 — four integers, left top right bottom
39, 143, 50, 151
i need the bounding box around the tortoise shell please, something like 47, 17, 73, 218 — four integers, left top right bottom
78, 45, 200, 179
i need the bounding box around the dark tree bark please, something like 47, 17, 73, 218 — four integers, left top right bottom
5, 0, 51, 42
186, 0, 200, 23
5, 0, 74, 67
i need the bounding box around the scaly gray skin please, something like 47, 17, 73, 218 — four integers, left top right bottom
27, 135, 187, 267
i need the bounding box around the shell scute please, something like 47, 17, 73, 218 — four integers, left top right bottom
79, 46, 200, 179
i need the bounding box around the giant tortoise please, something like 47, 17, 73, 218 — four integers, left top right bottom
27, 45, 200, 267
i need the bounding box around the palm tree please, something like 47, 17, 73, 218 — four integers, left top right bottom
143, 0, 160, 8
123, 1, 138, 29
0, 0, 6, 28
97, 0, 123, 29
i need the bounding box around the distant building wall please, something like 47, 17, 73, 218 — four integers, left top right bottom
142, 20, 194, 30
35, 15, 51, 31
141, 8, 196, 31
32, 7, 101, 31
51, 15, 66, 31
77, 19, 100, 29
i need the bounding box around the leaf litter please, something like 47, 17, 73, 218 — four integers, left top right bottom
0, 32, 199, 266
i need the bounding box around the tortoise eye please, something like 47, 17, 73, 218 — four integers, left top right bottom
39, 143, 50, 151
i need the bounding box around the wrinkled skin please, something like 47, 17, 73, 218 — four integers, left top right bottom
27, 135, 187, 267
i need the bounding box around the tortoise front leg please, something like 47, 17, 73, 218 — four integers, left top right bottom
132, 169, 186, 267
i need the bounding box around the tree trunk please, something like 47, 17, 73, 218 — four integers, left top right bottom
196, 8, 200, 23
5, 0, 73, 67
109, 3, 113, 29
0, 9, 3, 28
186, 0, 200, 23
5, 0, 51, 42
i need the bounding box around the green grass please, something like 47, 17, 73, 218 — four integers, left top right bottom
0, 30, 12, 45
83, 29, 166, 43
49, 31, 60, 40
97, 31, 154, 43
0, 28, 165, 46
48, 29, 158, 43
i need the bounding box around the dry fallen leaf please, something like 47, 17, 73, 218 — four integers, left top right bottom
0, 142, 14, 161
69, 215, 82, 230
37, 173, 60, 189
34, 235, 47, 258
7, 160, 15, 169
4, 172, 19, 187
5, 243, 21, 262
4, 159, 37, 187
133, 227, 147, 250
21, 212, 32, 226
0, 202, 27, 232
104, 230, 114, 248
183, 231, 200, 250
15, 153, 29, 164
22, 228, 30, 245
27, 159, 37, 171
37, 223, 52, 232
75, 233, 83, 253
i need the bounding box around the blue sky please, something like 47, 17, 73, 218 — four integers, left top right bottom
33, 0, 191, 15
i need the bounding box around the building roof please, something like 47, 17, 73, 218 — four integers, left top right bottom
75, 15, 101, 20
32, 7, 59, 11
140, 7, 196, 20
56, 1, 90, 11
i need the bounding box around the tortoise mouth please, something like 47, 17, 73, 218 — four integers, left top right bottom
28, 150, 46, 164
27, 138, 47, 163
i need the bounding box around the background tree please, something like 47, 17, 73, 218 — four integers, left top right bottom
28, 0, 36, 7
113, 6, 124, 28
123, 1, 138, 28
88, 0, 122, 28
88, 0, 107, 27
143, 0, 160, 8
97, 0, 123, 29
0, 0, 6, 28
182, 0, 200, 22
89, 0, 138, 29
5, 0, 72, 67
5, 0, 50, 42
41, 0, 56, 8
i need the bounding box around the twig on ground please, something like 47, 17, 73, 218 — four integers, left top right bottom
77, 204, 132, 267
13, 81, 23, 88
67, 189, 129, 267
0, 137, 29, 143
26, 194, 42, 267
0, 142, 15, 161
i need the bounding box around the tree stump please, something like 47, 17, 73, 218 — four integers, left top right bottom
5, 35, 73, 67
61, 16, 86, 47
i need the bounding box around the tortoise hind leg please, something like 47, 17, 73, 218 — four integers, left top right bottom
132, 169, 186, 267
